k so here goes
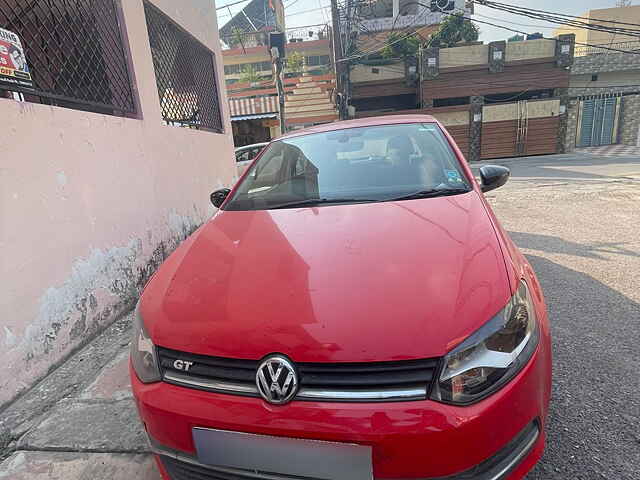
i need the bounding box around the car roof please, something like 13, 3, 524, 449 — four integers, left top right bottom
278, 115, 438, 141
235, 142, 268, 152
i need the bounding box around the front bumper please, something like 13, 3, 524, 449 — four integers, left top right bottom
132, 333, 551, 480
151, 419, 541, 480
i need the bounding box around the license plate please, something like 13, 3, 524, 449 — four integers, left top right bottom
192, 427, 373, 480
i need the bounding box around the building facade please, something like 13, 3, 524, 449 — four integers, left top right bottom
223, 36, 337, 146
352, 37, 574, 161
554, 5, 640, 55
0, 0, 235, 408
565, 49, 640, 150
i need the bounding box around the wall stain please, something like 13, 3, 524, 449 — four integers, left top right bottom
3, 209, 206, 408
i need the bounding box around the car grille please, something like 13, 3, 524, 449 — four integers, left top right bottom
157, 346, 439, 402
160, 455, 323, 480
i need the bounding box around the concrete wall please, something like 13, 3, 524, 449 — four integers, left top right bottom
0, 0, 235, 408
439, 44, 487, 68
569, 70, 640, 97
431, 110, 469, 127
437, 39, 555, 69
350, 63, 405, 83
505, 39, 556, 62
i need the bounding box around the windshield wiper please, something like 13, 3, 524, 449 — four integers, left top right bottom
268, 198, 376, 209
382, 187, 471, 202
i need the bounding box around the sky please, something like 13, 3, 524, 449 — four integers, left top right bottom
216, 0, 637, 42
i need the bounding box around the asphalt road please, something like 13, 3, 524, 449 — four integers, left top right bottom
475, 153, 640, 479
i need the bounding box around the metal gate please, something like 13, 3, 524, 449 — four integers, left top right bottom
577, 95, 621, 147
515, 100, 529, 155
481, 99, 560, 159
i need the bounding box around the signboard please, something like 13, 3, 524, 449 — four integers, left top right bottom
262, 118, 279, 128
0, 27, 33, 88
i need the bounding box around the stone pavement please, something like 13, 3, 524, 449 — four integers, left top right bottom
576, 144, 640, 157
0, 312, 161, 479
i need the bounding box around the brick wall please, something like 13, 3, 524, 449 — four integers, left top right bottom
620, 94, 640, 146
564, 98, 579, 152
572, 52, 640, 75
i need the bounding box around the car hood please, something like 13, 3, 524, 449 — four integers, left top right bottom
142, 192, 511, 362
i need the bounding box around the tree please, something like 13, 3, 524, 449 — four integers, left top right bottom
229, 27, 245, 49
239, 64, 261, 84
427, 16, 479, 48
381, 32, 421, 58
285, 51, 304, 74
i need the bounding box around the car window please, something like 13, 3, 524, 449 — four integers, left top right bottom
255, 151, 284, 177
235, 149, 250, 163
249, 147, 263, 160
225, 123, 470, 211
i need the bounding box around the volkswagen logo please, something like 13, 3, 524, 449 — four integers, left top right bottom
256, 355, 298, 405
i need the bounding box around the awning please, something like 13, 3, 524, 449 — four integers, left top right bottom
231, 113, 278, 121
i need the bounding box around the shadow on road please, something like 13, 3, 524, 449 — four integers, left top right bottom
474, 154, 640, 184
508, 231, 640, 260
523, 254, 640, 479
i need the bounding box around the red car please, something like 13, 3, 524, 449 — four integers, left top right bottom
131, 115, 551, 480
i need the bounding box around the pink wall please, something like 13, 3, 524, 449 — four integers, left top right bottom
0, 0, 235, 407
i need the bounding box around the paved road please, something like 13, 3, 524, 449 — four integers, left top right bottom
476, 153, 640, 479
2, 152, 639, 479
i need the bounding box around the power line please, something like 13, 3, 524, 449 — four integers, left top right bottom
475, 1, 640, 38
475, 1, 640, 29
216, 0, 252, 11
286, 4, 331, 17
473, 12, 556, 30
285, 0, 303, 9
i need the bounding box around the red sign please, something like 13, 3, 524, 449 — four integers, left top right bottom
0, 27, 33, 88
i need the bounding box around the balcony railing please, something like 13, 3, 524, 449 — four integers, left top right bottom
574, 41, 640, 56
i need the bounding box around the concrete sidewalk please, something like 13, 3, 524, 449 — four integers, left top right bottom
0, 312, 160, 479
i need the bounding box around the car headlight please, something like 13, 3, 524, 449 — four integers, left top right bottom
431, 281, 539, 405
130, 301, 161, 383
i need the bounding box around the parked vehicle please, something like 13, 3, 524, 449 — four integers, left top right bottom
131, 115, 551, 480
234, 142, 268, 176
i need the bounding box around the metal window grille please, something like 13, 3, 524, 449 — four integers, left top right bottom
144, 1, 223, 133
0, 0, 136, 115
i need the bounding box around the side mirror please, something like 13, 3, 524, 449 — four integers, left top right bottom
210, 188, 231, 208
479, 165, 510, 193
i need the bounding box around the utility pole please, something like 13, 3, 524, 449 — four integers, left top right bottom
271, 47, 286, 135
330, 0, 348, 120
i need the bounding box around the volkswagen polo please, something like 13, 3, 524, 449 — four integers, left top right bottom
131, 115, 551, 480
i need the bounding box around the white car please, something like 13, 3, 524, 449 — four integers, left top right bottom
235, 142, 268, 176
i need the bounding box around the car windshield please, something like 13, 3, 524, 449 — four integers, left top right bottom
224, 123, 471, 211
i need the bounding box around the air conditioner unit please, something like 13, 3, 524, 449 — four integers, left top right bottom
430, 0, 465, 12
430, 0, 455, 12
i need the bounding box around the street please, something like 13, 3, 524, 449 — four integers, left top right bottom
1, 151, 639, 479
477, 152, 640, 479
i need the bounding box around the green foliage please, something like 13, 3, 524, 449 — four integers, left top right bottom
229, 27, 245, 48
381, 32, 420, 59
428, 16, 479, 49
285, 51, 304, 74
239, 64, 261, 83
